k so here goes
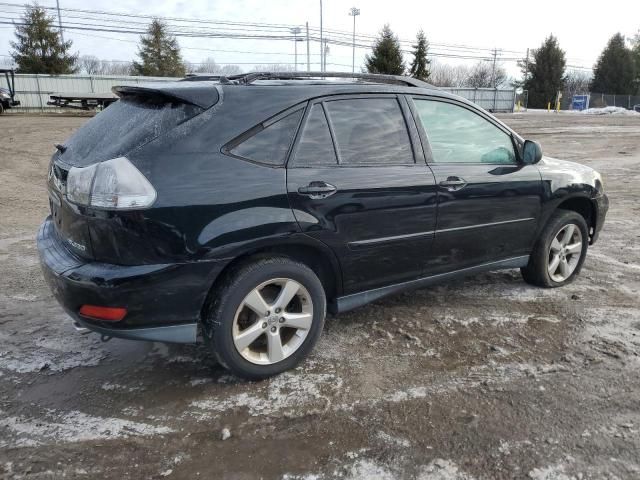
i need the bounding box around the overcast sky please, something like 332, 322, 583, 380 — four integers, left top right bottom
1, 0, 639, 77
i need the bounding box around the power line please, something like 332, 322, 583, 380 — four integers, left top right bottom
0, 2, 595, 70
0, 1, 530, 56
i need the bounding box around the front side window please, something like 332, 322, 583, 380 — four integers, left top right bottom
230, 109, 303, 166
324, 97, 414, 165
414, 99, 516, 164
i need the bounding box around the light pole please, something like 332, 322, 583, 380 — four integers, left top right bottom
56, 0, 64, 43
348, 7, 360, 74
319, 0, 323, 72
290, 27, 302, 70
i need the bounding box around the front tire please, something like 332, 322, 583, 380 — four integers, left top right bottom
204, 257, 326, 380
521, 210, 589, 288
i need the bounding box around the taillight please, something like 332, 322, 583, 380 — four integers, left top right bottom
66, 157, 156, 210
79, 305, 127, 322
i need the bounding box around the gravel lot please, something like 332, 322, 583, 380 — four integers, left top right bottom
0, 112, 639, 480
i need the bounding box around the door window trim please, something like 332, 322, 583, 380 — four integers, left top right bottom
287, 93, 419, 168
408, 95, 524, 166
222, 102, 307, 168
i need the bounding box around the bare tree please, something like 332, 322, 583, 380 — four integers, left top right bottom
250, 63, 295, 72
564, 69, 592, 98
183, 60, 197, 74
427, 60, 509, 88
464, 61, 508, 88
78, 55, 101, 75
429, 61, 470, 87
187, 57, 242, 76
100, 60, 133, 76
194, 56, 219, 73
217, 64, 242, 76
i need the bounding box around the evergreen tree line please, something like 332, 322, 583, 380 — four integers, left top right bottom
365, 24, 640, 108
8, 5, 235, 77
7, 5, 640, 109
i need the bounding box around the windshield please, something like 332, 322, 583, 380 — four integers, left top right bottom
59, 95, 203, 166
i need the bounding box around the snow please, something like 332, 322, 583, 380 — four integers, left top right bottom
190, 372, 342, 418
580, 106, 640, 116
418, 459, 476, 480
0, 410, 174, 447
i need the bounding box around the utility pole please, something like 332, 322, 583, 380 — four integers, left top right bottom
306, 22, 310, 72
290, 27, 301, 70
56, 0, 64, 43
348, 7, 360, 74
523, 47, 530, 86
319, 0, 323, 72
491, 47, 498, 87
323, 38, 329, 71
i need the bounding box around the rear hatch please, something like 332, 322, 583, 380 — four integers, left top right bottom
48, 82, 219, 260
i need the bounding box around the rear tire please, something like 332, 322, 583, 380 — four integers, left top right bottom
0, 102, 5, 115
204, 256, 326, 380
521, 210, 589, 288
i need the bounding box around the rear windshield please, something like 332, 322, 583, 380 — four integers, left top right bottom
60, 95, 203, 166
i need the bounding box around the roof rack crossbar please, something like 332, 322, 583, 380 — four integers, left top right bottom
183, 71, 435, 89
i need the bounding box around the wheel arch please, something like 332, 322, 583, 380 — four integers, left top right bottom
537, 194, 597, 244
200, 236, 343, 323
555, 195, 597, 240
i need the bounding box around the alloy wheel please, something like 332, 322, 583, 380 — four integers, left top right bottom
547, 224, 583, 282
232, 278, 314, 365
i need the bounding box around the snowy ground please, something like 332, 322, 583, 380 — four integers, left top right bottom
0, 113, 639, 479
520, 106, 640, 116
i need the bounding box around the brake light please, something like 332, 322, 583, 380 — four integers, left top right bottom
66, 157, 156, 210
79, 305, 127, 322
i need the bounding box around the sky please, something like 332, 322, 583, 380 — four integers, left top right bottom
1, 0, 639, 78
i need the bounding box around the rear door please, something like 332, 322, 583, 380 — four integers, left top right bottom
409, 96, 543, 274
287, 94, 438, 294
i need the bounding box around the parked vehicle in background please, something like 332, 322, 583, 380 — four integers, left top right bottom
37, 72, 608, 379
0, 69, 20, 114
47, 92, 118, 110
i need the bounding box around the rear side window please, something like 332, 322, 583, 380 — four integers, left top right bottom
230, 109, 303, 166
414, 99, 516, 164
292, 104, 338, 167
324, 98, 414, 165
62, 95, 203, 166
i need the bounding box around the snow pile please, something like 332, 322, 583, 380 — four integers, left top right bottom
580, 106, 640, 116
0, 410, 174, 447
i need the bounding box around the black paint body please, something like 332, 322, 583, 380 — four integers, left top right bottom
37, 81, 608, 342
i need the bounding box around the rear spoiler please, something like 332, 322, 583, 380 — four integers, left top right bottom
112, 82, 219, 109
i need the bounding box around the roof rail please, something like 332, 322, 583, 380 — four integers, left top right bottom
182, 71, 436, 89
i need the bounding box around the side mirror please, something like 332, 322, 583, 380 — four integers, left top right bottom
523, 140, 543, 165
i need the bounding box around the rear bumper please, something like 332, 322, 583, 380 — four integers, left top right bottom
37, 217, 227, 343
590, 193, 608, 245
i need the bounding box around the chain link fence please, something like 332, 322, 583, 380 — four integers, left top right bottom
560, 92, 640, 111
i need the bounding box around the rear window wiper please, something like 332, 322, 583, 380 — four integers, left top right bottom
55, 143, 67, 153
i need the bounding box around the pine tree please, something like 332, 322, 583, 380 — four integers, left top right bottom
522, 35, 566, 108
10, 4, 77, 74
133, 20, 186, 77
590, 33, 635, 95
633, 32, 640, 94
365, 24, 405, 75
409, 30, 430, 81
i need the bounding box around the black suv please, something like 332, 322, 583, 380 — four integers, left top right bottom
38, 72, 608, 379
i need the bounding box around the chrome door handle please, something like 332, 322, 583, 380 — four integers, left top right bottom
439, 177, 467, 191
298, 181, 337, 198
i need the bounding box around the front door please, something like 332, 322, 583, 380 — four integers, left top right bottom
287, 95, 438, 294
410, 97, 543, 274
